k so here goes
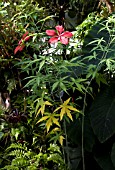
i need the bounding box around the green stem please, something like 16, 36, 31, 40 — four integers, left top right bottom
82, 92, 87, 170
64, 118, 70, 169
60, 97, 70, 169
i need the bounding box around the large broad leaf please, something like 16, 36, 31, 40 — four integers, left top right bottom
64, 146, 81, 170
67, 113, 95, 152
111, 143, 115, 167
95, 154, 115, 170
89, 83, 115, 142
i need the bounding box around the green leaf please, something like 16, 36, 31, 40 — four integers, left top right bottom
39, 60, 45, 71
82, 17, 115, 72
52, 82, 59, 91
11, 128, 20, 140
67, 113, 95, 152
89, 83, 115, 142
0, 132, 4, 139
59, 82, 67, 93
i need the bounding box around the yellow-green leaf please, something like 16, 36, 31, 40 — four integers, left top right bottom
44, 101, 52, 106
53, 106, 61, 113
66, 108, 73, 121
41, 104, 45, 115
60, 107, 65, 120
59, 135, 65, 146
51, 127, 60, 132
46, 118, 52, 132
36, 116, 49, 124
67, 105, 80, 112
36, 108, 41, 117
52, 117, 60, 127
63, 98, 71, 105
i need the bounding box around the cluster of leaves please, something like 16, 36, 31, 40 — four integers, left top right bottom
0, 0, 115, 170
1, 143, 66, 170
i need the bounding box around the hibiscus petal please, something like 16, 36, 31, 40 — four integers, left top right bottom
46, 30, 57, 36
22, 31, 29, 39
18, 40, 22, 45
49, 37, 58, 44
60, 36, 69, 45
19, 44, 25, 51
14, 44, 25, 54
61, 31, 73, 38
55, 25, 64, 34
14, 46, 20, 54
24, 36, 31, 42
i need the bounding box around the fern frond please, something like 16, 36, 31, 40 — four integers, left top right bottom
6, 143, 27, 152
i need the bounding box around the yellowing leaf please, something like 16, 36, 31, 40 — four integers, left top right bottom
53, 98, 80, 121
36, 100, 52, 117
51, 127, 60, 132
36, 108, 41, 117
63, 98, 71, 105
41, 104, 45, 115
52, 117, 60, 127
53, 106, 61, 113
66, 108, 73, 121
60, 107, 65, 120
36, 116, 49, 124
46, 118, 52, 132
67, 105, 80, 112
44, 101, 52, 106
59, 135, 65, 146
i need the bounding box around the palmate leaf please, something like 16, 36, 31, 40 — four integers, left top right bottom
37, 112, 60, 132
89, 83, 115, 142
54, 98, 80, 120
36, 100, 52, 116
46, 115, 60, 132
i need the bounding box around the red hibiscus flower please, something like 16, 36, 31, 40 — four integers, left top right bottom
46, 25, 73, 45
14, 31, 31, 54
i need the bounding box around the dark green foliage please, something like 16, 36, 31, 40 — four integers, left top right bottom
111, 143, 115, 168
89, 82, 115, 142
